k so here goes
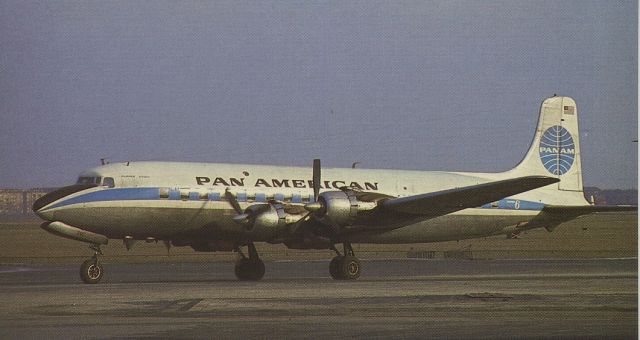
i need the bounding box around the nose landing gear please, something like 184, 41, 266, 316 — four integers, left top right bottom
80, 244, 104, 284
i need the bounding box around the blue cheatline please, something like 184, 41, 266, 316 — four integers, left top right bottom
43, 187, 546, 212
45, 187, 161, 210
538, 125, 575, 175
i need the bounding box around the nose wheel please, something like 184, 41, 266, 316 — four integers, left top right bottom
329, 242, 361, 280
80, 245, 104, 284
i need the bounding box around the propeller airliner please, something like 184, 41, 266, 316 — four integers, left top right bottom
33, 96, 635, 283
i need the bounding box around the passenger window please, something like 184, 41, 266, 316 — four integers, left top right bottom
236, 192, 247, 202
255, 193, 266, 202
180, 190, 189, 200
159, 188, 169, 199
208, 192, 220, 201
292, 194, 302, 203
274, 193, 285, 202
169, 189, 180, 200
103, 177, 115, 188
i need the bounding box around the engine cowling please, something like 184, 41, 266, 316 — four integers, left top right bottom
247, 204, 286, 230
233, 203, 303, 240
311, 189, 377, 227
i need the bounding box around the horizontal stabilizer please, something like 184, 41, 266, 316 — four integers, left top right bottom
543, 205, 637, 216
382, 176, 559, 216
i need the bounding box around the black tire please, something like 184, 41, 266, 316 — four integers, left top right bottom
329, 256, 343, 280
339, 256, 361, 280
250, 259, 265, 281
80, 258, 103, 284
234, 258, 265, 281
234, 258, 249, 280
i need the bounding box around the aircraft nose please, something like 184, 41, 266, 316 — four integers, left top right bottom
34, 207, 54, 221
32, 184, 97, 220
33, 192, 60, 221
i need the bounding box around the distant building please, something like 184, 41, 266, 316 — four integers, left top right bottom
0, 188, 56, 216
0, 189, 23, 215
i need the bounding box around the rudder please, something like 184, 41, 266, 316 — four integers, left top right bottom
510, 96, 583, 192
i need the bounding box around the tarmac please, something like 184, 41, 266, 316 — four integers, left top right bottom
0, 258, 636, 339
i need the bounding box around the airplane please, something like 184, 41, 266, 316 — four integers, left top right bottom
33, 95, 636, 283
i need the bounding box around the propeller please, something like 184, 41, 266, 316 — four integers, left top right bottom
232, 204, 271, 228
226, 188, 254, 226
232, 212, 251, 225
225, 188, 243, 214
313, 158, 321, 201
303, 159, 340, 236
288, 160, 321, 235
305, 159, 324, 212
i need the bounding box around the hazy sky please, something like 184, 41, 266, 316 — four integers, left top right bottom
1, 1, 637, 189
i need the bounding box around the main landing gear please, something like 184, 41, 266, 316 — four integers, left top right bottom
80, 244, 104, 284
234, 242, 265, 281
329, 242, 361, 280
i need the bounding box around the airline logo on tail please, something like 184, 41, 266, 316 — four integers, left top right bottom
539, 125, 575, 175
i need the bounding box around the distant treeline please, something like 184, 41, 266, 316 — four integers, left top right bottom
583, 187, 637, 205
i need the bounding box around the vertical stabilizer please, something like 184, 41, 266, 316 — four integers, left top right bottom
510, 96, 583, 192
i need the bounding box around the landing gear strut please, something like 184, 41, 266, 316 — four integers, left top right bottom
234, 242, 265, 281
329, 242, 361, 280
80, 244, 104, 284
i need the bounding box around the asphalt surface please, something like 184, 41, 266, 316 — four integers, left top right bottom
0, 258, 637, 339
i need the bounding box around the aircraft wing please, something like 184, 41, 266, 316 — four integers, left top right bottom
381, 176, 559, 217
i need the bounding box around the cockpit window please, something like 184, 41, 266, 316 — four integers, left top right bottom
103, 177, 115, 188
78, 176, 114, 187
77, 177, 95, 185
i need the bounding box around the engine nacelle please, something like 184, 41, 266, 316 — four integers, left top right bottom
313, 189, 377, 227
234, 203, 303, 240
245, 203, 286, 231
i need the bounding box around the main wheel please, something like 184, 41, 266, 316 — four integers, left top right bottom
250, 259, 265, 280
339, 256, 361, 280
329, 256, 343, 280
234, 258, 265, 281
80, 258, 104, 284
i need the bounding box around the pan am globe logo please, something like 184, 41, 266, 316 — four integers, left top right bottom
539, 125, 575, 175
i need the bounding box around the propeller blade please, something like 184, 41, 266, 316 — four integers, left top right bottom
313, 158, 321, 202
225, 188, 243, 214
232, 213, 251, 225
